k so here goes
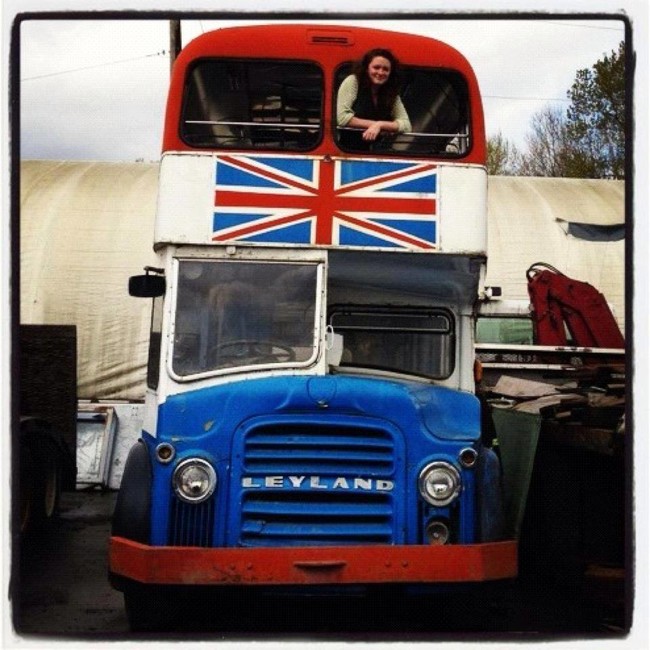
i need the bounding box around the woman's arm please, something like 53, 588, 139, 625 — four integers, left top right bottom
336, 75, 410, 141
346, 116, 401, 141
347, 101, 410, 141
392, 96, 411, 133
336, 75, 358, 127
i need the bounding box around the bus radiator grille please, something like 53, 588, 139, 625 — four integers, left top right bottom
169, 496, 215, 547
238, 423, 397, 546
240, 490, 394, 546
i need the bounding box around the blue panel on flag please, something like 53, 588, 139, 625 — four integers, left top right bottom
254, 157, 314, 182
373, 218, 437, 243
216, 162, 283, 189
339, 225, 401, 248
242, 220, 312, 244
340, 160, 414, 185
213, 212, 272, 231
378, 174, 437, 194
376, 174, 436, 194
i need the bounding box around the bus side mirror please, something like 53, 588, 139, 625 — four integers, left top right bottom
129, 274, 166, 298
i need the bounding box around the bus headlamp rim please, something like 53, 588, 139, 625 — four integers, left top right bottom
172, 458, 217, 504
418, 461, 461, 507
155, 442, 176, 464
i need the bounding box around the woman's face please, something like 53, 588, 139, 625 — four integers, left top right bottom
366, 56, 392, 87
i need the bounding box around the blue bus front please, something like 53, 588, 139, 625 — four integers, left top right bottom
111, 249, 515, 604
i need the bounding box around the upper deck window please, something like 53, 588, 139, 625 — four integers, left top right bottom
181, 59, 323, 151
335, 64, 471, 157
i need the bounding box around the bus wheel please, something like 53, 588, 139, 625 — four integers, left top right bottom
124, 585, 180, 632
19, 446, 36, 535
41, 453, 61, 520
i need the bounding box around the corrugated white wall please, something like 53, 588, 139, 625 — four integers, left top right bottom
485, 176, 625, 327
20, 161, 626, 400
20, 160, 159, 400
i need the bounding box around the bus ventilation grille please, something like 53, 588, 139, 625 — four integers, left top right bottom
307, 30, 354, 46
169, 497, 215, 547
239, 423, 396, 546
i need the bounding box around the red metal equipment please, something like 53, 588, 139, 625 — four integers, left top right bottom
526, 263, 625, 349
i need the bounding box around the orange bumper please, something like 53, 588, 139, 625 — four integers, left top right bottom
110, 536, 517, 586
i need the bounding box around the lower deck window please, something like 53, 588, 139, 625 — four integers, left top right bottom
330, 307, 454, 379
172, 259, 319, 377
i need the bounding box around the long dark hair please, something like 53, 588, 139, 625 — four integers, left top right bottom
353, 48, 402, 112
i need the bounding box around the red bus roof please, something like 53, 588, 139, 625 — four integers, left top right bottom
162, 23, 485, 162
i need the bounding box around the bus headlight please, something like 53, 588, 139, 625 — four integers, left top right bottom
418, 461, 461, 507
172, 458, 217, 504
425, 520, 450, 545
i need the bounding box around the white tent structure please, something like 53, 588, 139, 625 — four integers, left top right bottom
20, 161, 159, 400
485, 176, 625, 322
19, 160, 626, 401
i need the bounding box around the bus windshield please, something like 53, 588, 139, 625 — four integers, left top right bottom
181, 59, 323, 151
172, 259, 320, 377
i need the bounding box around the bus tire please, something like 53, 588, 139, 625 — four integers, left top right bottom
19, 445, 36, 535
112, 441, 151, 543
123, 585, 179, 632
40, 451, 61, 521
29, 439, 62, 527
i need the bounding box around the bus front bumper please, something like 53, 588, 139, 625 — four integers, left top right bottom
109, 536, 518, 587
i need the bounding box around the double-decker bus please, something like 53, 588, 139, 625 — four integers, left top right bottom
109, 23, 517, 631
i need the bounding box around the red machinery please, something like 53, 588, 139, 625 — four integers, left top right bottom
526, 263, 625, 349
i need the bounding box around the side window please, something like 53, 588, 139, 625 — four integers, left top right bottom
182, 59, 323, 151
475, 317, 535, 345
335, 64, 471, 156
330, 307, 455, 379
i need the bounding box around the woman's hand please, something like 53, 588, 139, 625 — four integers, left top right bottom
362, 122, 383, 141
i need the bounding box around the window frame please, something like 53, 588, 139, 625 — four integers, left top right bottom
329, 305, 456, 380
168, 256, 326, 382
179, 56, 326, 152
146, 294, 164, 389
333, 62, 473, 158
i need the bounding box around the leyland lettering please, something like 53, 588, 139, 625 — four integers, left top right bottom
241, 476, 396, 491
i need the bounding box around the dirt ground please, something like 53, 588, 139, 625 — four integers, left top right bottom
10, 490, 127, 640
7, 489, 632, 644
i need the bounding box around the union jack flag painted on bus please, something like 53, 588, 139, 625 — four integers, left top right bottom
212, 154, 438, 250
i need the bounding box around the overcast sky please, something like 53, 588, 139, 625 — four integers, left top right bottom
10, 6, 632, 163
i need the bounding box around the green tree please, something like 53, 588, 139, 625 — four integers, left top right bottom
487, 131, 521, 175
517, 105, 572, 177
565, 41, 626, 179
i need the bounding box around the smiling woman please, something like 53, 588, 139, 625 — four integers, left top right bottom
336, 47, 411, 146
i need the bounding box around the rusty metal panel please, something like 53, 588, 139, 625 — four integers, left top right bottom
110, 537, 518, 586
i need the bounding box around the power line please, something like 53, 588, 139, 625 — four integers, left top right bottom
20, 51, 167, 82
544, 20, 625, 32
484, 94, 570, 103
